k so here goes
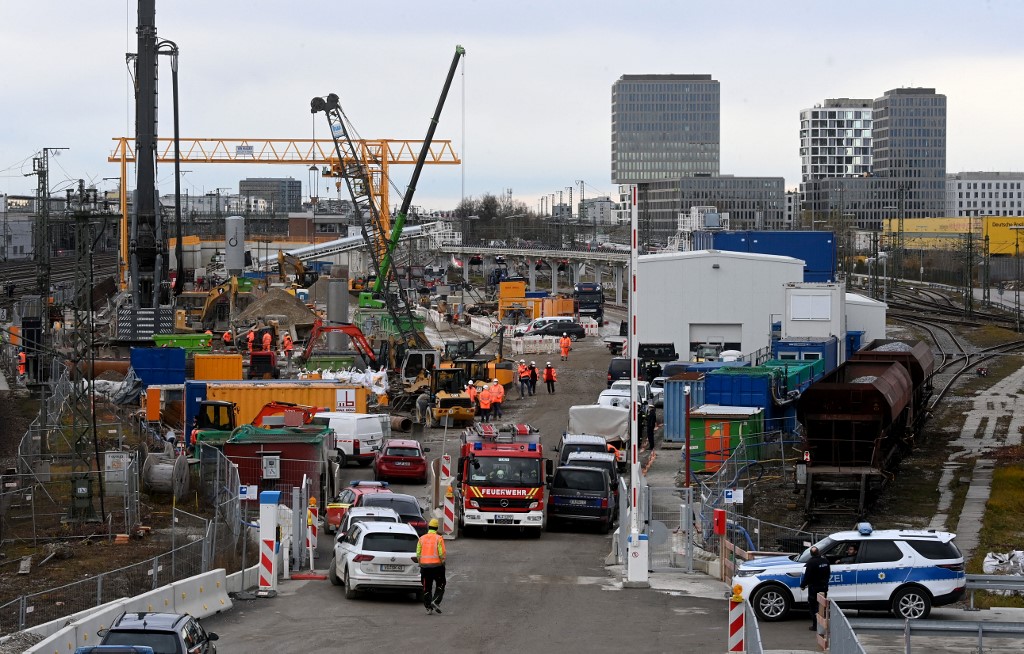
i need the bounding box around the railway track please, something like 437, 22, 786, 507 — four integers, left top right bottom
0, 253, 118, 299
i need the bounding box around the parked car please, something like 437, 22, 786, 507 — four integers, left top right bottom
734, 523, 966, 621
325, 480, 393, 534
330, 521, 422, 600
649, 377, 667, 407
608, 380, 654, 407
546, 466, 615, 533
373, 438, 430, 484
98, 612, 218, 654
357, 492, 430, 535
565, 451, 620, 511
556, 433, 612, 467
75, 648, 155, 654
513, 315, 576, 337
311, 412, 389, 468
336, 506, 402, 539
597, 388, 656, 444
527, 321, 586, 340
606, 357, 633, 387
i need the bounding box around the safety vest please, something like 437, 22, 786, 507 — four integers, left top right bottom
466, 385, 477, 402
543, 367, 557, 382
417, 531, 445, 567
517, 364, 529, 379
262, 332, 272, 350
283, 334, 293, 350
560, 336, 572, 350
491, 384, 505, 402
478, 387, 492, 409
223, 331, 233, 344
18, 352, 26, 374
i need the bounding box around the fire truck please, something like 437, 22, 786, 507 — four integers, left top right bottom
456, 423, 552, 537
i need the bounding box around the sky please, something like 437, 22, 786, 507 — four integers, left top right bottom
2, 0, 1023, 215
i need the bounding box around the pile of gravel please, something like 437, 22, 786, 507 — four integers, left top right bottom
873, 341, 912, 352
0, 632, 44, 654
235, 287, 318, 328
850, 375, 879, 384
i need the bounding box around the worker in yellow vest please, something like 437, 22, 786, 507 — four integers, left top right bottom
416, 518, 447, 614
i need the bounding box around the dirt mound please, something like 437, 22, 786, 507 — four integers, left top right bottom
236, 287, 317, 328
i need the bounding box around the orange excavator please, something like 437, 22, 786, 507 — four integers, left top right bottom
297, 318, 380, 368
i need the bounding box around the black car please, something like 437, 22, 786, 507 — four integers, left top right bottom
99, 612, 218, 654
546, 466, 615, 533
530, 321, 586, 340
359, 492, 430, 535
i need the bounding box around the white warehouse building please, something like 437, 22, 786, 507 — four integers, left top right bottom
637, 250, 805, 358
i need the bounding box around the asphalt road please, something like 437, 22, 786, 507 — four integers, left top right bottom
201, 332, 824, 653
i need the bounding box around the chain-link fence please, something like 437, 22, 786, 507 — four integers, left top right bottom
0, 446, 250, 636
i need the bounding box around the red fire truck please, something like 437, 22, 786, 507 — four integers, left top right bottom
456, 423, 552, 537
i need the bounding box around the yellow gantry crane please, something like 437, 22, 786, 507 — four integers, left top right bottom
108, 137, 460, 290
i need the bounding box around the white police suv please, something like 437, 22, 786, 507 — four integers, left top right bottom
734, 523, 966, 621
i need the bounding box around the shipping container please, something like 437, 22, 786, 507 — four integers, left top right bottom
184, 380, 369, 434
662, 375, 704, 444
663, 360, 750, 377
541, 297, 575, 317
152, 333, 214, 353
688, 405, 764, 472
703, 360, 821, 433
143, 384, 186, 427
771, 336, 838, 374
193, 353, 244, 380
694, 230, 837, 283
130, 347, 187, 386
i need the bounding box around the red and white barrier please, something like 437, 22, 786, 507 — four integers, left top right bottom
442, 484, 457, 540
440, 454, 451, 480
728, 585, 745, 652
258, 491, 280, 593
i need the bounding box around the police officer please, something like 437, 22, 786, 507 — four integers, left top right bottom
416, 518, 447, 614
800, 546, 831, 631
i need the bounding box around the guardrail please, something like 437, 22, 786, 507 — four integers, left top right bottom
848, 618, 1024, 653
965, 573, 1024, 609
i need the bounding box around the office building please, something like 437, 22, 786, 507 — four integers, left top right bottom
946, 172, 1024, 217
640, 175, 785, 240
611, 74, 720, 185
799, 98, 873, 184
239, 177, 303, 213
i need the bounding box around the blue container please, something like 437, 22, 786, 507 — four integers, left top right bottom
845, 331, 864, 362
695, 230, 836, 283
771, 336, 838, 374
130, 347, 186, 387
663, 377, 705, 443
524, 291, 548, 299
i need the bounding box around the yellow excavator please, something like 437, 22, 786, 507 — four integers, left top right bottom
277, 251, 319, 288
440, 325, 515, 388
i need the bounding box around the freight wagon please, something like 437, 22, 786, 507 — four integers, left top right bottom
795, 339, 932, 517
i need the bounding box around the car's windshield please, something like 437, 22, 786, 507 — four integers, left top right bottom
361, 532, 418, 553
362, 496, 421, 517
385, 447, 420, 457
469, 456, 542, 486
103, 632, 181, 654
349, 515, 398, 527
795, 537, 836, 562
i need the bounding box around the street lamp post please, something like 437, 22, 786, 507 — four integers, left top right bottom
1011, 226, 1024, 332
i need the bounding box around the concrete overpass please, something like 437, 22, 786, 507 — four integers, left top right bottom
439, 244, 630, 303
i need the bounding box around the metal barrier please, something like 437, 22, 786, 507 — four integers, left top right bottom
965, 573, 1024, 609
848, 618, 1024, 652
743, 600, 765, 654
824, 599, 868, 654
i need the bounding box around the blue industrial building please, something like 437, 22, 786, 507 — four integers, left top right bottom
692, 230, 836, 282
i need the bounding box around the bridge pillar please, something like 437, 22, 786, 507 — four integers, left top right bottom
528, 258, 537, 292
575, 262, 587, 286
614, 264, 624, 305
551, 261, 559, 297
594, 263, 604, 285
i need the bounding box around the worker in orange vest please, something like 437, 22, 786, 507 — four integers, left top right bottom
261, 330, 272, 352
417, 518, 447, 614
247, 330, 255, 354
478, 383, 493, 423
543, 362, 557, 394
490, 378, 505, 419
517, 359, 530, 399
559, 333, 572, 362
222, 329, 233, 350
17, 350, 27, 376
282, 332, 294, 359
465, 380, 478, 408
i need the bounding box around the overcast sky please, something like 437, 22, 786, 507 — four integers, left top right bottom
2, 0, 1023, 214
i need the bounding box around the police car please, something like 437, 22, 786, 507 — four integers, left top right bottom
734, 523, 966, 621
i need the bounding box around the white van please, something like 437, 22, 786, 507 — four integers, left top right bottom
513, 315, 575, 337
311, 411, 390, 467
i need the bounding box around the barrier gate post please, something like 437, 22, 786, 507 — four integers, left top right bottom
728, 584, 745, 653
257, 490, 281, 597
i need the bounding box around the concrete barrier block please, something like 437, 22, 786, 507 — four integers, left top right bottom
173, 569, 233, 619
226, 562, 261, 593
72, 601, 128, 650
123, 584, 176, 614
24, 625, 78, 654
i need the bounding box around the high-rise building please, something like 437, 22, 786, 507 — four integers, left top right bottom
946, 172, 1024, 217
799, 98, 873, 183
640, 175, 785, 238
611, 74, 720, 185
800, 87, 946, 230
239, 177, 303, 213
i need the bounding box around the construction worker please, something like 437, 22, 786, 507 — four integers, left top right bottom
416, 518, 447, 614
261, 329, 272, 352
247, 329, 255, 354
528, 362, 538, 396
465, 380, 478, 409
517, 359, 530, 399
478, 383, 493, 423
543, 362, 557, 394
17, 349, 26, 377
282, 332, 294, 359
415, 390, 432, 425
490, 378, 504, 419
559, 332, 572, 362
222, 329, 233, 350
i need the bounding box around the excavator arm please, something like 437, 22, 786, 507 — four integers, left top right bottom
299, 318, 379, 368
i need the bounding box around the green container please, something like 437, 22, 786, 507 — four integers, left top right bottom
153, 333, 212, 353
762, 359, 824, 388
235, 277, 255, 292
688, 405, 764, 472
304, 354, 358, 372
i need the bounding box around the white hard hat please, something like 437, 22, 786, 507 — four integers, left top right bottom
546, 361, 552, 365
520, 359, 525, 363
531, 360, 536, 365
563, 332, 567, 336
493, 378, 499, 383
468, 379, 474, 384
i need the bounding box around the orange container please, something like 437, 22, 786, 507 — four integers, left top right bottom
145, 387, 162, 421
194, 353, 244, 380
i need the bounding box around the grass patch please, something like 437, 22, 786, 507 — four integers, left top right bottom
953, 352, 1023, 398
965, 324, 1021, 349
966, 451, 1024, 609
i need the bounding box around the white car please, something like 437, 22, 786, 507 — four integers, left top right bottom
734, 523, 966, 621
649, 377, 666, 407
606, 380, 653, 405
329, 521, 422, 600
335, 506, 401, 539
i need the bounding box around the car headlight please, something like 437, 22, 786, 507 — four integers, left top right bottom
469, 500, 479, 508
734, 568, 765, 577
